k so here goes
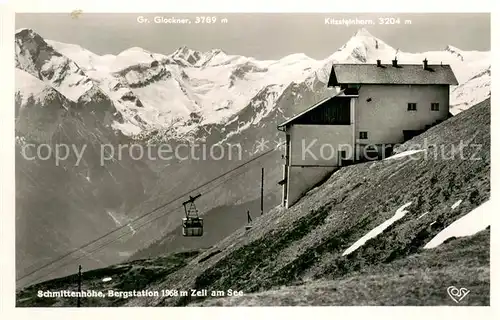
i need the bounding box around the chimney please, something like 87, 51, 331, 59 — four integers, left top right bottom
423, 58, 428, 70
376, 59, 382, 67
392, 58, 398, 67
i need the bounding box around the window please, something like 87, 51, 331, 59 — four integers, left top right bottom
339, 150, 347, 166
359, 131, 368, 139
431, 103, 440, 111
407, 103, 417, 111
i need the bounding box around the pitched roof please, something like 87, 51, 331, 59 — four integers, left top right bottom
327, 63, 459, 86
277, 90, 356, 128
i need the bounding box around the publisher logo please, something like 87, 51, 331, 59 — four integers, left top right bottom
447, 286, 470, 303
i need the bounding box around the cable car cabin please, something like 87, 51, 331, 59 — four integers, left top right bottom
182, 217, 203, 236
182, 194, 204, 237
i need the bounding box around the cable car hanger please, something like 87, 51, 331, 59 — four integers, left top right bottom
182, 194, 203, 237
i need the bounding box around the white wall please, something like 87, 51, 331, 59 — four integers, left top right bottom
285, 166, 334, 208
284, 124, 353, 208
355, 84, 450, 145
288, 124, 354, 167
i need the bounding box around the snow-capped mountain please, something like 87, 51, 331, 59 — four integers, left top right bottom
15, 27, 490, 141
450, 66, 491, 114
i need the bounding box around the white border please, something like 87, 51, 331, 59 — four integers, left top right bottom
5, 0, 498, 12
1, 1, 497, 319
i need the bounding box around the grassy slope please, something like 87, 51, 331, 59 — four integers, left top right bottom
125, 98, 490, 307
16, 250, 201, 307
196, 229, 489, 306
16, 98, 491, 307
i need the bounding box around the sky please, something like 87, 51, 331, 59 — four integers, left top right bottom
15, 13, 490, 60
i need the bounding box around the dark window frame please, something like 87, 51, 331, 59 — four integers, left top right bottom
407, 103, 417, 111
359, 131, 368, 139
431, 102, 440, 111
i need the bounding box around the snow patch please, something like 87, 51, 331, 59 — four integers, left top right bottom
106, 210, 122, 227
127, 223, 137, 235
451, 200, 463, 210
385, 149, 426, 160
15, 69, 53, 104
118, 252, 132, 257
417, 212, 429, 220
424, 200, 491, 249
343, 202, 412, 256
105, 210, 136, 235
111, 121, 142, 136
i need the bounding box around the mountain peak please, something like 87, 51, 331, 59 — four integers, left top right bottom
170, 46, 229, 67
331, 27, 394, 63
15, 28, 47, 46
445, 45, 462, 53
353, 27, 374, 38
16, 28, 34, 35
175, 45, 189, 53
15, 28, 42, 38
172, 46, 226, 58
209, 48, 227, 55
174, 45, 198, 55
444, 45, 465, 62
119, 47, 152, 55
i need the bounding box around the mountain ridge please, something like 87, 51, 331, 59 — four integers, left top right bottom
15, 27, 491, 140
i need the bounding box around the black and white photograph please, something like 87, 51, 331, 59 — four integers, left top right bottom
3, 3, 494, 312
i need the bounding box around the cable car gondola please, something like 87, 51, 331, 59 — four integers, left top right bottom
182, 194, 203, 237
